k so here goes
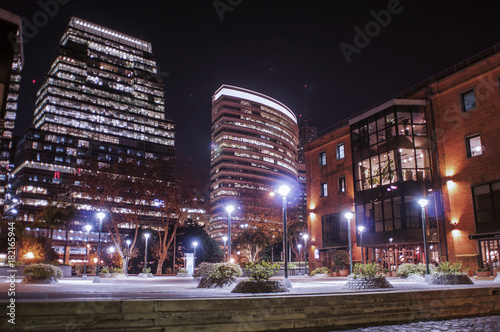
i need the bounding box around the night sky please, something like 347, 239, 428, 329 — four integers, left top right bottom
2, 0, 499, 171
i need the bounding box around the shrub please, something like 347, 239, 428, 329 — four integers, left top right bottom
433, 261, 463, 275
477, 267, 490, 272
348, 263, 385, 279
193, 262, 215, 280
177, 268, 188, 275
382, 268, 391, 274
23, 263, 63, 281
101, 268, 110, 274
245, 261, 280, 281
142, 267, 151, 274
332, 250, 350, 271
197, 262, 243, 288
111, 267, 123, 273
310, 267, 331, 276
397, 263, 433, 277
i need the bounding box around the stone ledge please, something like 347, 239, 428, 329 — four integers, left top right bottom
343, 277, 394, 289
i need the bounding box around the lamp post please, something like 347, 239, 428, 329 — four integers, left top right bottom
143, 233, 150, 275
302, 234, 309, 275
358, 226, 365, 264
418, 198, 431, 277
297, 244, 302, 275
278, 184, 292, 288
93, 212, 106, 283
225, 205, 234, 262
344, 212, 354, 274
222, 236, 228, 262
193, 241, 198, 268
125, 239, 131, 276
82, 224, 92, 280
108, 246, 115, 267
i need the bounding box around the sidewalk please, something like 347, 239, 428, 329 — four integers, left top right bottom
1, 275, 498, 302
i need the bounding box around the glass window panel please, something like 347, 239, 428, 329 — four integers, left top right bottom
374, 201, 383, 221
397, 111, 412, 124
378, 129, 386, 142
474, 185, 492, 210
375, 221, 384, 232
377, 114, 386, 131
462, 90, 476, 112
394, 219, 402, 230
412, 111, 426, 124
476, 211, 494, 224
413, 125, 427, 136
383, 199, 393, 220
369, 133, 377, 146
414, 137, 427, 148
416, 149, 430, 168
467, 135, 482, 157
365, 203, 373, 223
385, 220, 394, 231
492, 182, 500, 207
401, 149, 416, 169
394, 198, 402, 218
398, 124, 412, 136
368, 119, 376, 134
386, 113, 396, 139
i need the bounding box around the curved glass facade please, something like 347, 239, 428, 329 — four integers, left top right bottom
209, 85, 299, 238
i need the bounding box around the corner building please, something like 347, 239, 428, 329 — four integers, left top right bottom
209, 85, 299, 239
306, 44, 500, 274
7, 17, 175, 225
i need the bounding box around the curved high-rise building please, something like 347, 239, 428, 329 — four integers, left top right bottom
209, 85, 299, 239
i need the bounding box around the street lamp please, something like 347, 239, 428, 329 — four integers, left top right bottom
278, 184, 292, 288
418, 198, 431, 277
125, 239, 131, 276
358, 226, 365, 264
222, 236, 228, 262
225, 205, 234, 262
143, 233, 150, 275
82, 224, 92, 280
344, 212, 354, 274
297, 244, 302, 275
93, 212, 106, 283
193, 241, 198, 268
302, 233, 309, 275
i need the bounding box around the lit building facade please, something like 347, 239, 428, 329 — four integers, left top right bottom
306, 44, 500, 274
7, 17, 175, 225
209, 85, 299, 239
0, 8, 23, 210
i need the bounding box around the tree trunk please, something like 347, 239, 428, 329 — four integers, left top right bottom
123, 257, 129, 275
63, 227, 70, 265
156, 257, 166, 275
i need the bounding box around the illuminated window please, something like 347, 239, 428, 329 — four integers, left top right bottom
466, 135, 482, 157
321, 182, 328, 197
336, 143, 345, 160
461, 89, 476, 112
338, 176, 346, 193
319, 151, 326, 166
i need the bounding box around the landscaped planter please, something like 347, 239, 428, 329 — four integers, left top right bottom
21, 277, 58, 284
391, 271, 398, 277
332, 271, 340, 277
138, 273, 154, 278
343, 277, 393, 289
231, 280, 289, 293
494, 274, 500, 283
312, 273, 330, 278
476, 271, 490, 277
109, 273, 127, 279
430, 274, 474, 285
339, 269, 349, 277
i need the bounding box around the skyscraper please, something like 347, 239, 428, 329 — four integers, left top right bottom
209, 85, 299, 239
0, 8, 22, 211
7, 17, 175, 223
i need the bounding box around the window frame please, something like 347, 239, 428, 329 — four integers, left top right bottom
465, 134, 483, 158
320, 182, 328, 197
460, 88, 477, 112
338, 176, 346, 193
336, 143, 345, 160
319, 151, 327, 166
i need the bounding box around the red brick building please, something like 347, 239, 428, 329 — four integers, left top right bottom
306, 44, 500, 274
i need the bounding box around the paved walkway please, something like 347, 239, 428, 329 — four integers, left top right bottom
339, 315, 500, 331
0, 274, 498, 302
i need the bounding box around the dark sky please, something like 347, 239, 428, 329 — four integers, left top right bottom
2, 0, 499, 171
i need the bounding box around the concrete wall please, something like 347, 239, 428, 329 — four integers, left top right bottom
2, 287, 499, 331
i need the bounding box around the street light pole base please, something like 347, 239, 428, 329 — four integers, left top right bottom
93, 276, 101, 283
424, 274, 432, 283
282, 277, 292, 288
81, 275, 87, 280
